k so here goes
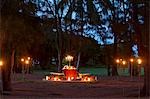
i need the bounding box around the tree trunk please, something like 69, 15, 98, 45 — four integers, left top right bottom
76, 52, 81, 70
112, 65, 118, 76
11, 49, 15, 74
142, 49, 150, 96
1, 46, 12, 92
142, 1, 150, 96
57, 50, 62, 72
112, 35, 118, 76
107, 65, 111, 76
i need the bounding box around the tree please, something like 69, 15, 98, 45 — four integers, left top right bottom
142, 2, 150, 96
36, 0, 75, 72
0, 0, 42, 92
128, 0, 150, 96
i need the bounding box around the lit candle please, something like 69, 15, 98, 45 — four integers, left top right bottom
54, 77, 57, 81
87, 78, 91, 81
46, 76, 49, 80
71, 77, 74, 80
67, 77, 71, 81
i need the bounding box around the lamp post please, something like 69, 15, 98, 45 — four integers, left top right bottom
65, 55, 73, 66
137, 58, 142, 77
137, 58, 142, 98
116, 59, 120, 72
21, 58, 25, 73
21, 58, 25, 80
21, 56, 31, 75
25, 60, 29, 74
130, 58, 134, 80
115, 59, 120, 79
0, 60, 3, 92
122, 60, 126, 75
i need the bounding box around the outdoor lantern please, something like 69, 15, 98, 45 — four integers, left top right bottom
21, 58, 24, 62
25, 60, 29, 65
122, 60, 126, 65
137, 58, 142, 65
116, 59, 120, 63
130, 58, 134, 62
27, 57, 31, 60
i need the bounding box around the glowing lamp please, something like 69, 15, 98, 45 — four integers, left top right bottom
21, 58, 24, 62
25, 60, 29, 65
0, 60, 3, 66
122, 61, 126, 65
116, 59, 120, 63
137, 59, 142, 65
27, 57, 31, 60
130, 58, 134, 62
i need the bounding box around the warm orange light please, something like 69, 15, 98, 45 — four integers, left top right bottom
137, 59, 142, 65
130, 58, 134, 62
67, 77, 71, 81
46, 76, 49, 80
116, 59, 120, 63
122, 61, 126, 65
0, 60, 3, 66
25, 60, 29, 65
54, 77, 57, 81
65, 55, 73, 61
21, 58, 24, 62
71, 77, 74, 80
83, 77, 91, 82
27, 57, 31, 60
120, 59, 123, 61
87, 78, 91, 81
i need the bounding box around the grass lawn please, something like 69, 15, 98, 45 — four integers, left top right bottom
79, 67, 144, 76
34, 66, 144, 77
79, 67, 107, 76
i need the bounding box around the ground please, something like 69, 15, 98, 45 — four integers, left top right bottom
0, 72, 149, 99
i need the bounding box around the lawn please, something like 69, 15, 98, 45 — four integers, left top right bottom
34, 66, 144, 76
79, 67, 144, 76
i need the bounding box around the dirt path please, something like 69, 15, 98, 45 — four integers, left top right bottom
0, 73, 149, 99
